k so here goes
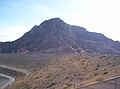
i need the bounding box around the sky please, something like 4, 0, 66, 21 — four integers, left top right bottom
0, 0, 120, 42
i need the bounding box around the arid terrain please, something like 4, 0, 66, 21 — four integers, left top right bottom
80, 77, 120, 89
0, 53, 119, 89
0, 18, 120, 89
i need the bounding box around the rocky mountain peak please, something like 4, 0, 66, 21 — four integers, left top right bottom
0, 18, 120, 54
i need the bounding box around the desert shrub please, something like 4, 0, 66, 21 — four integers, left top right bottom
95, 67, 99, 70
84, 66, 86, 69
96, 78, 103, 82
35, 76, 39, 79
97, 64, 100, 67
93, 72, 97, 76
65, 76, 69, 79
65, 82, 72, 87
104, 68, 107, 70
113, 57, 116, 60
103, 71, 109, 75
46, 73, 53, 78
24, 84, 32, 89
107, 62, 110, 65
79, 83, 86, 87
46, 82, 57, 88
112, 64, 115, 67
100, 56, 106, 59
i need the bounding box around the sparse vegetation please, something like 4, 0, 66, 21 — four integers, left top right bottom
103, 71, 109, 75
65, 82, 72, 88
46, 82, 57, 88
93, 72, 97, 76
0, 17, 120, 89
96, 78, 103, 82
95, 67, 99, 70
0, 53, 119, 89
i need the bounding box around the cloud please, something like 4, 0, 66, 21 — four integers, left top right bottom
0, 25, 32, 42
0, 34, 6, 38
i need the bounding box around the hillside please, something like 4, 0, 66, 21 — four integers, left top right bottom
0, 18, 120, 54
2, 53, 119, 89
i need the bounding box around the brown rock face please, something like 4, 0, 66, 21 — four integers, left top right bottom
0, 18, 120, 54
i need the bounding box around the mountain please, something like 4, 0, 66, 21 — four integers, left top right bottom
0, 18, 120, 54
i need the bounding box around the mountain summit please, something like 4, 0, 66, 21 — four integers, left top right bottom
0, 18, 120, 54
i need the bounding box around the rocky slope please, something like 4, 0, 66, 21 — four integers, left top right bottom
0, 18, 120, 54
4, 54, 120, 89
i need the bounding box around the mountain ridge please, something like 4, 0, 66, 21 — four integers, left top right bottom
0, 18, 120, 54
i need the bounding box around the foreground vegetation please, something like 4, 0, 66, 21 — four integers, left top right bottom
0, 53, 120, 89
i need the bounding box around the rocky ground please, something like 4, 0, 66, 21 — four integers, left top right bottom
0, 53, 119, 89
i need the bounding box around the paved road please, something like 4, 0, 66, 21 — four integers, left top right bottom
0, 65, 30, 75
80, 77, 120, 89
0, 73, 15, 89
0, 76, 9, 87
0, 64, 29, 89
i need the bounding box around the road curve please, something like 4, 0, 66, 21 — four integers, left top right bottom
0, 73, 15, 89
0, 64, 30, 89
0, 65, 30, 75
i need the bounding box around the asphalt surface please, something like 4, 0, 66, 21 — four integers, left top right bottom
0, 64, 29, 89
0, 76, 9, 87
0, 73, 15, 89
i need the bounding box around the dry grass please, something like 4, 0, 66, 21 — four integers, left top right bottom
0, 53, 119, 89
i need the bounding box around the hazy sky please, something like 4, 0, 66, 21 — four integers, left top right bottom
0, 0, 120, 42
